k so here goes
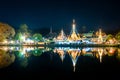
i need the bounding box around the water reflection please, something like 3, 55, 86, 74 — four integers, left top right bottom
0, 46, 46, 68
0, 49, 15, 68
0, 46, 120, 72
52, 47, 119, 72
54, 48, 66, 62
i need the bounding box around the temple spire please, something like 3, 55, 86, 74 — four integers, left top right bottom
56, 29, 66, 41
72, 19, 76, 33
50, 27, 52, 34
98, 29, 103, 43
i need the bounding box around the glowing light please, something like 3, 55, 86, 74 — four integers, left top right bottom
3, 47, 8, 51
54, 49, 66, 62
67, 49, 80, 72
10, 40, 14, 44
98, 48, 103, 63
108, 48, 116, 55
109, 39, 114, 44
38, 42, 45, 45
4, 40, 8, 44
9, 47, 14, 50
98, 29, 103, 44
67, 19, 80, 41
21, 36, 25, 42
56, 29, 66, 41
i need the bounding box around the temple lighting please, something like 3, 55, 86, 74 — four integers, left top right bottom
67, 19, 80, 41
55, 29, 66, 41
98, 29, 103, 43
67, 49, 80, 72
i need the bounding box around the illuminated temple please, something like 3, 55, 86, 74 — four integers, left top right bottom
55, 29, 66, 41
67, 19, 80, 41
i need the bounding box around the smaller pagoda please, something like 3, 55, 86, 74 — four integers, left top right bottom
55, 29, 66, 41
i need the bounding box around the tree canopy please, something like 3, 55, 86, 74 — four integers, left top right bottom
106, 34, 114, 41
33, 33, 43, 42
14, 32, 23, 42
115, 32, 120, 41
18, 24, 31, 38
0, 22, 15, 42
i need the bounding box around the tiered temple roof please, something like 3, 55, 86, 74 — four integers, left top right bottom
56, 29, 66, 41
67, 19, 80, 41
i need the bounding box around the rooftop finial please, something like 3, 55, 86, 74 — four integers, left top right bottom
50, 27, 52, 33
73, 19, 75, 24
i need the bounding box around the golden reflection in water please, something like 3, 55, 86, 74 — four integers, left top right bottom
98, 48, 103, 63
67, 50, 80, 60
0, 46, 118, 71
106, 47, 117, 56
116, 48, 120, 60
81, 49, 86, 55
0, 49, 15, 68
54, 49, 65, 62
53, 47, 118, 72
67, 50, 80, 72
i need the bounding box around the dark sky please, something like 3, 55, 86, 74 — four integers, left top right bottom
0, 0, 120, 35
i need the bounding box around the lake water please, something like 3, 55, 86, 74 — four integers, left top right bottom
0, 46, 120, 79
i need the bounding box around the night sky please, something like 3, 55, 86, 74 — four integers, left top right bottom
0, 0, 120, 35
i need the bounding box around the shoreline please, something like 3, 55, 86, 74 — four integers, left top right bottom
0, 44, 120, 47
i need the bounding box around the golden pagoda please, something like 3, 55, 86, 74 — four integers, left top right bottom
68, 19, 80, 41
56, 29, 66, 41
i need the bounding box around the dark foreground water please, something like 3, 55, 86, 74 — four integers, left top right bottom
0, 46, 120, 79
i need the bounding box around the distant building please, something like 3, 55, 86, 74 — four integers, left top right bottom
82, 31, 94, 38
